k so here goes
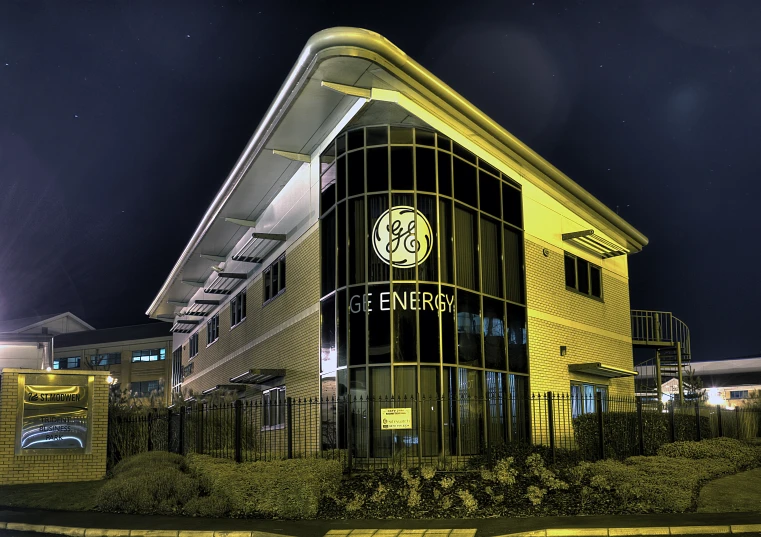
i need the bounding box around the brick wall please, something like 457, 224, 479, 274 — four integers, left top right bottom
182, 226, 320, 401
524, 237, 635, 397
0, 369, 109, 485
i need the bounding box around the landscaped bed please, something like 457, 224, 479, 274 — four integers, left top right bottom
0, 438, 759, 519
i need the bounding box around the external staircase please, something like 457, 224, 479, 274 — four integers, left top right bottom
630, 310, 692, 402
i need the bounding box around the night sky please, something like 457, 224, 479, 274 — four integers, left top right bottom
1, 1, 758, 361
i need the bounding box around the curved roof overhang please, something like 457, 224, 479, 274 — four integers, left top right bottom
147, 27, 648, 320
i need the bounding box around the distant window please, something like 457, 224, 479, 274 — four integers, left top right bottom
729, 390, 750, 399
571, 382, 608, 418
53, 357, 80, 370
564, 253, 602, 299
231, 290, 247, 327
263, 255, 286, 303
90, 352, 121, 366
182, 362, 194, 380
131, 348, 166, 362
189, 333, 198, 358
262, 386, 286, 428
207, 314, 219, 345
131, 380, 161, 397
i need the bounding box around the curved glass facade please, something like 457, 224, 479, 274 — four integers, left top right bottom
319, 124, 529, 456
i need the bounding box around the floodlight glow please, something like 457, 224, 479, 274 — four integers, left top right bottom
707, 388, 724, 406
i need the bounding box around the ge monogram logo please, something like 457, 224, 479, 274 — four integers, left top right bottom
371, 206, 433, 268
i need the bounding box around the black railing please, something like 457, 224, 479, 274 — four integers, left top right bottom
107, 393, 761, 471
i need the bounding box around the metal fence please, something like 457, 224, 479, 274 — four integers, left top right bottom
107, 393, 761, 471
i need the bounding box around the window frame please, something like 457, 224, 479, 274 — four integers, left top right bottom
53, 356, 81, 370
90, 352, 121, 366
230, 289, 247, 328
131, 348, 167, 363
262, 385, 286, 430
131, 379, 161, 397
571, 381, 608, 418
207, 314, 220, 346
263, 255, 286, 305
564, 252, 603, 301
189, 333, 199, 359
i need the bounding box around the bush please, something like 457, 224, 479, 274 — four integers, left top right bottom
573, 411, 711, 460
657, 438, 761, 470
186, 454, 342, 518
566, 455, 736, 513
96, 452, 198, 515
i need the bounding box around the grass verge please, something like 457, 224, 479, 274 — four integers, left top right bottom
697, 467, 761, 513
0, 480, 105, 511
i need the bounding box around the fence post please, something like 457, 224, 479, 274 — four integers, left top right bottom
167, 408, 173, 454
179, 408, 185, 455
669, 401, 676, 443
735, 407, 741, 440
636, 397, 645, 455
147, 411, 154, 452
546, 392, 555, 464
695, 401, 702, 441
287, 397, 294, 460
595, 391, 604, 460
234, 399, 242, 463
717, 405, 723, 437
196, 402, 203, 455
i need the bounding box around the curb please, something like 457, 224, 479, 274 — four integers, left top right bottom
499, 524, 761, 536
0, 522, 291, 537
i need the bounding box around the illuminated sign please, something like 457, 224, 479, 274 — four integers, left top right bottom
380, 408, 412, 430
372, 206, 433, 268
349, 290, 455, 314
17, 375, 91, 453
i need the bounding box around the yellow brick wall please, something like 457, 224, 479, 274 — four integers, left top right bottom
0, 370, 109, 485
181, 227, 320, 401
524, 236, 635, 397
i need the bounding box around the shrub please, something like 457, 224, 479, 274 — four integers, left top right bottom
573, 411, 712, 460
187, 454, 342, 518
567, 455, 736, 513
97, 462, 198, 515
657, 438, 761, 470
110, 451, 187, 477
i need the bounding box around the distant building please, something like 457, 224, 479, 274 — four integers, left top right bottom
636, 356, 761, 408
54, 323, 173, 406
0, 312, 94, 371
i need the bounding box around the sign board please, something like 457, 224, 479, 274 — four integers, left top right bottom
16, 373, 92, 454
380, 408, 412, 430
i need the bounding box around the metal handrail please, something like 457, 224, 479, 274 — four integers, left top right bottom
630, 310, 690, 357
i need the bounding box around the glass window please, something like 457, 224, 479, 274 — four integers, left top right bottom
506, 304, 527, 373
367, 195, 389, 283
349, 198, 366, 285
90, 352, 121, 366
417, 195, 438, 282
53, 357, 80, 370
390, 126, 413, 144
337, 290, 347, 368
189, 333, 199, 358
479, 171, 501, 218
438, 199, 453, 284
418, 283, 441, 363
263, 386, 286, 428
479, 159, 500, 178
391, 146, 414, 190
132, 380, 161, 397
393, 283, 417, 363
348, 286, 366, 366
366, 126, 388, 146
321, 209, 335, 295
264, 255, 286, 303
453, 157, 478, 208
347, 128, 364, 151
336, 155, 346, 201
416, 147, 436, 193
205, 315, 219, 346
577, 257, 590, 294
321, 295, 336, 374
231, 290, 247, 327
336, 133, 346, 155
367, 283, 391, 364
347, 149, 365, 197
504, 226, 524, 304
366, 146, 389, 193
415, 128, 436, 147
481, 216, 502, 298
564, 253, 577, 288
437, 150, 452, 197
455, 205, 479, 291
337, 202, 346, 288
458, 367, 483, 455
571, 382, 608, 417
437, 133, 451, 153
565, 252, 602, 299
590, 265, 602, 298
502, 182, 522, 227
483, 298, 506, 370
132, 348, 167, 362
320, 163, 335, 215
453, 142, 476, 164
441, 285, 456, 364
456, 290, 482, 367
391, 193, 415, 282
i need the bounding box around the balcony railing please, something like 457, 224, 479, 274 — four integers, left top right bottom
631, 310, 691, 357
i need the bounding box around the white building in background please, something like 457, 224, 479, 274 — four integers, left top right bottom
637, 355, 761, 408
0, 312, 94, 371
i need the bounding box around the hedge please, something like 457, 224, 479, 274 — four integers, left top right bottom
186, 454, 342, 518
573, 410, 711, 460
657, 437, 761, 470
